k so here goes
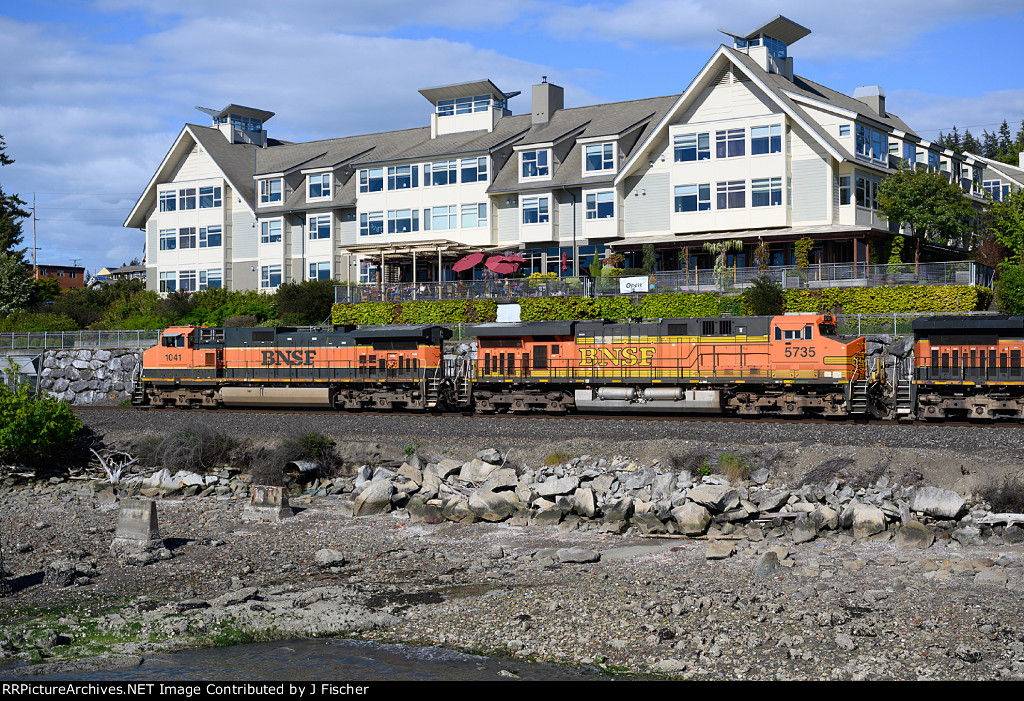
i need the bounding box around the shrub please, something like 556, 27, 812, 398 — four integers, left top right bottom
744, 275, 786, 316
719, 453, 749, 482
996, 263, 1024, 314
223, 315, 259, 328
978, 474, 1024, 513
0, 312, 80, 332
275, 280, 337, 326
248, 431, 341, 483
134, 424, 236, 475
0, 374, 82, 463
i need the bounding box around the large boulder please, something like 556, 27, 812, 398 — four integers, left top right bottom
353, 479, 394, 516
468, 489, 518, 522
686, 484, 739, 513
851, 504, 887, 539
671, 502, 711, 536
896, 520, 935, 549
481, 468, 518, 492
535, 476, 580, 498
572, 487, 597, 518
909, 487, 966, 520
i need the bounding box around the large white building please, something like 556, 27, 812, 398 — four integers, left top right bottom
125, 16, 987, 293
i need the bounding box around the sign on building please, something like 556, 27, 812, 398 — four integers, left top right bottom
619, 276, 649, 294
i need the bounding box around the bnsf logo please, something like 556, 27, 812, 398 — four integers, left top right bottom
261, 350, 317, 366
579, 347, 656, 367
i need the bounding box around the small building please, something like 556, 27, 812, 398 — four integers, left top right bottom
34, 264, 86, 290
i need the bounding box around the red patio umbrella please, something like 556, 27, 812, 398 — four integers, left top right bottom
485, 256, 516, 275
452, 252, 485, 272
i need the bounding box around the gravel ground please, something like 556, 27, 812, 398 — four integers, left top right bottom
1, 409, 1023, 681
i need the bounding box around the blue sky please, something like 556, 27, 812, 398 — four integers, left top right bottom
1, 0, 1023, 275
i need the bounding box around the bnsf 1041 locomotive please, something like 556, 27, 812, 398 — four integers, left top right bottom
135, 313, 885, 418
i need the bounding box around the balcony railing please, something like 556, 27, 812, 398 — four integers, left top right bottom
336, 261, 993, 304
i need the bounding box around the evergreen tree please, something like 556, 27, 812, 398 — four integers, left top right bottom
0, 135, 29, 263
947, 125, 962, 153
962, 129, 982, 156
998, 120, 1014, 156
982, 130, 999, 159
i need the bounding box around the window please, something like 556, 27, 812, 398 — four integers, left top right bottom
522, 196, 549, 224
308, 173, 331, 199
927, 151, 940, 172
762, 34, 787, 59
359, 168, 384, 193
260, 219, 282, 244
674, 133, 710, 162
159, 229, 176, 251
984, 181, 1011, 201
751, 125, 782, 155
179, 270, 197, 292
178, 188, 196, 210
425, 161, 457, 187
178, 227, 196, 249
674, 184, 711, 212
261, 265, 282, 289
839, 176, 851, 205
259, 179, 282, 205
716, 129, 745, 158
855, 125, 888, 162
855, 175, 879, 210
903, 142, 916, 166
199, 186, 222, 208
585, 143, 614, 172
159, 191, 177, 212
386, 165, 417, 190
460, 157, 488, 183
751, 177, 782, 207
521, 150, 549, 178
199, 225, 222, 248
387, 209, 419, 234
159, 271, 176, 293
359, 261, 376, 284
308, 214, 330, 239
360, 211, 384, 236
716, 180, 745, 209
460, 203, 487, 229
199, 269, 222, 290
436, 94, 491, 116
431, 205, 457, 231
309, 262, 331, 281
839, 124, 850, 137
585, 191, 614, 219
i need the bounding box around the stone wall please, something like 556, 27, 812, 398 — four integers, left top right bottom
38, 349, 142, 405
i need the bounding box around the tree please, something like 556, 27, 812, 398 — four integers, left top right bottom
989, 187, 1024, 263
703, 239, 742, 290
641, 244, 656, 275
0, 135, 29, 262
0, 251, 31, 315
875, 165, 978, 272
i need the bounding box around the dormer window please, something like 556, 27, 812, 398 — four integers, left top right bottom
584, 143, 615, 173
308, 173, 331, 200
521, 149, 550, 179
259, 178, 282, 206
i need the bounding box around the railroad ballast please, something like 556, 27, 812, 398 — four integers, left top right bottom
132, 314, 1024, 421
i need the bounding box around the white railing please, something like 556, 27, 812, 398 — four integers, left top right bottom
0, 330, 161, 351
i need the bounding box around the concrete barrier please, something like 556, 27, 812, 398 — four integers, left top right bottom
110, 499, 162, 558
242, 486, 294, 522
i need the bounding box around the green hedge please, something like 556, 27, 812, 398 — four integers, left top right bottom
0, 312, 81, 332
329, 285, 991, 325
783, 285, 992, 314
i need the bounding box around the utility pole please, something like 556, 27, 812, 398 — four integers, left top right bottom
32, 193, 37, 279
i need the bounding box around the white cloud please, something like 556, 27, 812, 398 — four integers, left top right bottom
889, 88, 1024, 141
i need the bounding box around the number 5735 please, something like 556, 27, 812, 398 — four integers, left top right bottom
784, 346, 815, 358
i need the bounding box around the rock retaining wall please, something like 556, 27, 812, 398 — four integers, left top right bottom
37, 349, 141, 405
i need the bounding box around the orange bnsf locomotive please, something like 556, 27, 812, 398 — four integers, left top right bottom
911, 316, 1024, 420
135, 313, 877, 417
468, 313, 868, 417
135, 324, 458, 410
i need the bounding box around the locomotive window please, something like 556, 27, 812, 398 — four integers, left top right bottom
803, 325, 813, 339
775, 327, 782, 341
162, 334, 185, 348
551, 345, 559, 355
818, 322, 837, 336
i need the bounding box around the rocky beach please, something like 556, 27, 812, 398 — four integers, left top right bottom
1, 409, 1024, 681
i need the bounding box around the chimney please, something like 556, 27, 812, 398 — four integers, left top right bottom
532, 77, 563, 125
852, 86, 886, 118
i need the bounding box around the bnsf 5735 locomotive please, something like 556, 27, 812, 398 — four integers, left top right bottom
135, 313, 881, 418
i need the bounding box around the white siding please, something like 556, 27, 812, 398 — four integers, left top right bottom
791, 158, 828, 223
497, 199, 519, 243
232, 208, 257, 260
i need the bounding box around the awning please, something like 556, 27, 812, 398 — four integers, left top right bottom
608, 225, 872, 249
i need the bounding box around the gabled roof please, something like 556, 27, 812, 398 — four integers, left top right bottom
124, 124, 277, 228
966, 152, 1024, 188
489, 94, 678, 194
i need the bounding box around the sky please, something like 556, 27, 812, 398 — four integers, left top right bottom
1, 0, 1023, 276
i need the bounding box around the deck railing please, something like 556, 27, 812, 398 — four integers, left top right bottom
336, 260, 992, 304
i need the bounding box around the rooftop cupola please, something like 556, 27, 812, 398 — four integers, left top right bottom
418, 79, 519, 138
196, 104, 274, 146
720, 15, 810, 81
